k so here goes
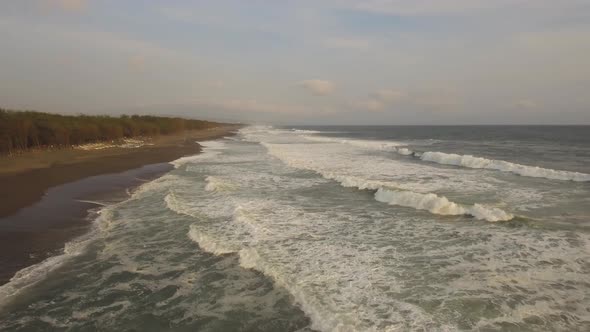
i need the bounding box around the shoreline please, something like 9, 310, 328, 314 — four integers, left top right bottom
0, 125, 240, 285
0, 125, 240, 218
0, 163, 172, 285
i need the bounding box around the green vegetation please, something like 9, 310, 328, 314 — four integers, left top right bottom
0, 109, 221, 155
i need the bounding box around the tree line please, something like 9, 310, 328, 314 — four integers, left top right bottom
0, 109, 223, 155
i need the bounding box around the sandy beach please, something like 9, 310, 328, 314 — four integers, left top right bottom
2, 2, 588, 329
0, 125, 240, 218
0, 125, 240, 284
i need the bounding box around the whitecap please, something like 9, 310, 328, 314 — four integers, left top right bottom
374, 188, 513, 221
263, 142, 513, 222
204, 176, 236, 192
420, 151, 590, 182
303, 135, 404, 150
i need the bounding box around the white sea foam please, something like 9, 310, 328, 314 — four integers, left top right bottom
263, 142, 513, 222
127, 173, 179, 199
188, 225, 236, 255
170, 152, 220, 168
179, 194, 444, 331
420, 151, 590, 182
75, 199, 108, 206
17, 129, 588, 330
298, 129, 590, 182
166, 190, 210, 219
0, 208, 109, 310
198, 140, 228, 149
328, 172, 512, 221
170, 140, 227, 168
163, 162, 420, 331
165, 131, 590, 331
237, 245, 453, 332
292, 129, 320, 134
396, 147, 414, 155
204, 176, 236, 192
303, 135, 404, 150
236, 247, 352, 332
0, 171, 184, 311
374, 188, 513, 221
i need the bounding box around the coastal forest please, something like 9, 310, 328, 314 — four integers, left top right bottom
0, 109, 221, 155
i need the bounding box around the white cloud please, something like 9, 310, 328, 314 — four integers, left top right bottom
159, 5, 275, 33
0, 17, 214, 112
207, 80, 225, 89
357, 88, 408, 111
357, 88, 463, 112
2, 1, 589, 124
195, 99, 309, 114
348, 0, 587, 16
324, 38, 370, 50
413, 90, 463, 109
371, 89, 408, 102
514, 99, 538, 109
47, 0, 87, 12
128, 55, 146, 73
352, 0, 501, 15
298, 79, 335, 96
356, 99, 387, 112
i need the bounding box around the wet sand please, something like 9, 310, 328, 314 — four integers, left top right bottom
0, 163, 172, 284
0, 125, 240, 285
0, 126, 239, 218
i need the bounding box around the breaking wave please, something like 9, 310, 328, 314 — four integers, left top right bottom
303, 135, 404, 150
163, 130, 589, 331
263, 143, 513, 222
0, 172, 180, 311
0, 208, 111, 310
188, 225, 235, 255
419, 151, 590, 182
170, 141, 227, 168
204, 176, 236, 192
374, 188, 513, 222
301, 133, 590, 182
337, 174, 512, 221
291, 129, 320, 134
177, 201, 441, 332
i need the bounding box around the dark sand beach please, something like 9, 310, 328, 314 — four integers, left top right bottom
0, 126, 240, 219
0, 125, 239, 285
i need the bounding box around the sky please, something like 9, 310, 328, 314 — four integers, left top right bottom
1, 0, 589, 124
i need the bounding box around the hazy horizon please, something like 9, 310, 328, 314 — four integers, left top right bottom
1, 5, 590, 329
1, 1, 589, 125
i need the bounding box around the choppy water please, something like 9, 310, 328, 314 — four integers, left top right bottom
1, 126, 589, 331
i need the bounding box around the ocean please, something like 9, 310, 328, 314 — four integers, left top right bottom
1, 126, 589, 331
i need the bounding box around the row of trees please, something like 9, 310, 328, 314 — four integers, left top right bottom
0, 109, 222, 155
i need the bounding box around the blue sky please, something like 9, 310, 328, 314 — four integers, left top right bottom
1, 0, 589, 124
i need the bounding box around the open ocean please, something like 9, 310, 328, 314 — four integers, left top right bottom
1, 126, 589, 331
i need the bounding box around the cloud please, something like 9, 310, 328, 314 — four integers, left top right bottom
194, 99, 309, 114
356, 88, 463, 112
514, 99, 538, 109
159, 5, 275, 34
298, 80, 335, 96
128, 55, 146, 73
48, 0, 87, 12
357, 89, 408, 111
128, 98, 340, 124
371, 89, 408, 103
356, 99, 387, 112
207, 80, 225, 89
409, 89, 463, 112
352, 0, 495, 16
348, 0, 576, 16
324, 38, 370, 50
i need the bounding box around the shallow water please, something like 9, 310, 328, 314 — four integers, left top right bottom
1, 127, 589, 331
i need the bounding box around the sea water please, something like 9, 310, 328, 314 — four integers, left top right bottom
1, 126, 589, 331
